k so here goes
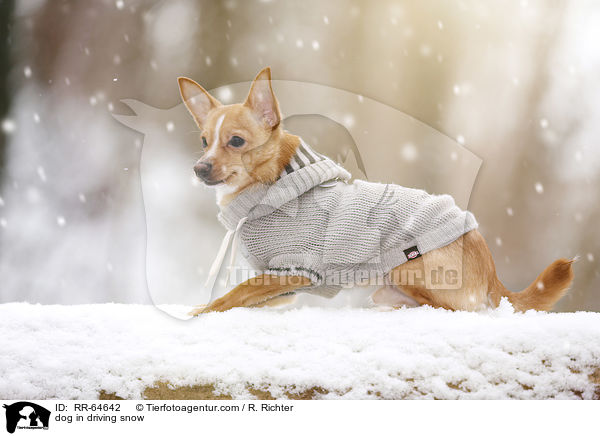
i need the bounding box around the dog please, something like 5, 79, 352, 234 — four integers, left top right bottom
178, 67, 574, 315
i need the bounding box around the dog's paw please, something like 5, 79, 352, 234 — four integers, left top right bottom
188, 305, 208, 317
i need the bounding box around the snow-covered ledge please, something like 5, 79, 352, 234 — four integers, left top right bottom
1, 302, 599, 400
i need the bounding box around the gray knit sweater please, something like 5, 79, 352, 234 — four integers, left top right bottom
218, 140, 478, 297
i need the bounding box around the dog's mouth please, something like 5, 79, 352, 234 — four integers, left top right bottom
200, 172, 237, 186
203, 179, 224, 186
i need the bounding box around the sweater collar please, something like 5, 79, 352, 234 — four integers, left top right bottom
217, 138, 351, 230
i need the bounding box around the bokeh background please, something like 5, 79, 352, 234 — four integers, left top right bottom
0, 0, 598, 311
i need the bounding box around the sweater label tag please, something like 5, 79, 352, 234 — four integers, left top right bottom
403, 246, 421, 260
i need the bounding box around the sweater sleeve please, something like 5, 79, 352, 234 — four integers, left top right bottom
266, 254, 347, 298
265, 253, 324, 288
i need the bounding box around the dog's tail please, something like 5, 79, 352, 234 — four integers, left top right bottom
489, 258, 575, 311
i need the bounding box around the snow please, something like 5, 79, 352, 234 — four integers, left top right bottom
1, 118, 16, 134
400, 143, 418, 162
1, 301, 599, 400
535, 182, 544, 194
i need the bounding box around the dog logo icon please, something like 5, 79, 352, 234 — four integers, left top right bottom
3, 402, 50, 433
403, 246, 422, 260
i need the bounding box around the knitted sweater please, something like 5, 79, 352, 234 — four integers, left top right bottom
218, 140, 478, 297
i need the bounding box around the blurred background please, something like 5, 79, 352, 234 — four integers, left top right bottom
0, 0, 598, 311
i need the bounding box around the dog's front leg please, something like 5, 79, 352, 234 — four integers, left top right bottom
188, 274, 311, 315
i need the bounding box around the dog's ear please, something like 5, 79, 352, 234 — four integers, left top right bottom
244, 67, 281, 129
178, 77, 221, 127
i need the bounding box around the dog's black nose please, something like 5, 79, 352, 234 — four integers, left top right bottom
194, 162, 212, 178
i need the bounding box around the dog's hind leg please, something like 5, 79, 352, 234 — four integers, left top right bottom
188, 274, 310, 315
389, 231, 498, 311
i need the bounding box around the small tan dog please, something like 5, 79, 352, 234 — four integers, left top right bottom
179, 67, 574, 315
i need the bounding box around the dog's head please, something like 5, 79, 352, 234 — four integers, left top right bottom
178, 67, 296, 198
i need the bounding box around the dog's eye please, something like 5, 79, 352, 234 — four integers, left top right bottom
201, 137, 208, 148
228, 136, 245, 148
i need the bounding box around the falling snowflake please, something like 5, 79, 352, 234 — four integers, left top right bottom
57, 216, 66, 227
24, 66, 32, 78
37, 165, 47, 182
217, 87, 232, 103
0, 218, 7, 228
343, 114, 355, 128
296, 39, 304, 48
78, 193, 86, 203
419, 44, 432, 57
312, 40, 320, 50
166, 121, 175, 132
116, 0, 124, 10
89, 96, 98, 106
534, 182, 544, 194
456, 135, 465, 145
587, 253, 595, 262
540, 118, 548, 129
400, 143, 418, 162
495, 237, 502, 246
33, 113, 40, 123
437, 20, 444, 30
26, 187, 40, 204
1, 119, 16, 134
506, 207, 514, 216
323, 16, 329, 24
